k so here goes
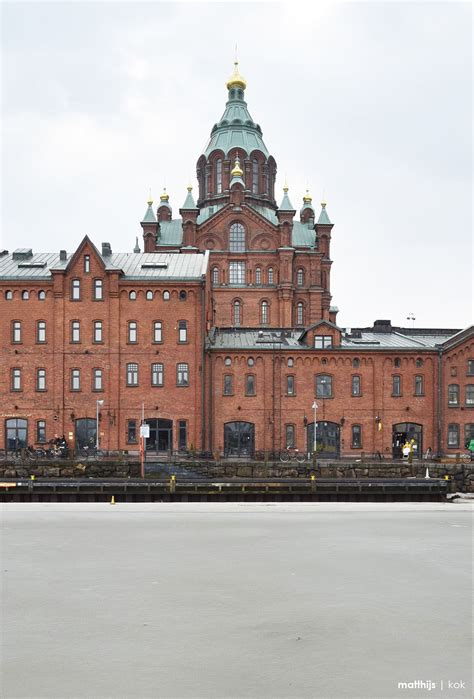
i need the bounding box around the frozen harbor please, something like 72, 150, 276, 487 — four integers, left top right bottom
1, 502, 472, 699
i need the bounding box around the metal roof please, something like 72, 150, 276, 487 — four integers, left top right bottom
203, 92, 269, 158
0, 250, 209, 280
157, 220, 183, 246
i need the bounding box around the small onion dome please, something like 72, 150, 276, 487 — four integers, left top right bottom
160, 187, 170, 203
231, 153, 244, 178
303, 190, 313, 205
226, 61, 247, 91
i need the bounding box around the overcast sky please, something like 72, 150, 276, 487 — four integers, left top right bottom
2, 1, 472, 329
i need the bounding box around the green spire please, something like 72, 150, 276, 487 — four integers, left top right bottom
133, 237, 140, 253
317, 201, 332, 225
279, 184, 294, 211
181, 185, 197, 209
141, 193, 156, 223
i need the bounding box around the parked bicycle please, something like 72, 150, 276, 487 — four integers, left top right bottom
279, 447, 306, 463
461, 451, 474, 464
0, 446, 37, 462
77, 445, 104, 461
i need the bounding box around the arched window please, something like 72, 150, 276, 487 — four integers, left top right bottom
296, 302, 304, 326
229, 222, 245, 252
268, 268, 274, 285
212, 267, 219, 286
255, 267, 262, 285
233, 300, 241, 326
297, 268, 304, 287
22, 290, 29, 300
216, 159, 222, 194
260, 300, 269, 324
252, 159, 258, 194
146, 290, 153, 300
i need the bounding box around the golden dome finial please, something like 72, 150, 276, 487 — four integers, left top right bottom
303, 189, 312, 204
321, 200, 327, 208
226, 60, 247, 91
231, 152, 244, 178
283, 178, 289, 193
187, 184, 193, 192
147, 188, 153, 206
160, 187, 169, 203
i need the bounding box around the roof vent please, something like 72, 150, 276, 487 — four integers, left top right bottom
141, 262, 168, 269
102, 242, 112, 256
18, 262, 47, 269
12, 248, 33, 260
0, 250, 8, 257
258, 330, 264, 338
59, 250, 67, 261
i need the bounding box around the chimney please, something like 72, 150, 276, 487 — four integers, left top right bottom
102, 242, 112, 256
59, 250, 67, 261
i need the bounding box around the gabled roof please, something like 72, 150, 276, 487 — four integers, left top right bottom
298, 320, 341, 342
440, 325, 474, 351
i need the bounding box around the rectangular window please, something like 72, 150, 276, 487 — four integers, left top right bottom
179, 420, 187, 450
447, 424, 459, 448
37, 321, 46, 343
153, 321, 162, 343
128, 321, 137, 343
84, 255, 90, 273
93, 321, 103, 343
286, 375, 295, 396
93, 368, 103, 391
285, 424, 295, 448
448, 384, 459, 406
11, 368, 21, 391
465, 385, 474, 406
36, 420, 46, 443
12, 321, 21, 343
178, 320, 187, 343
468, 360, 474, 376
223, 374, 233, 395
316, 375, 332, 398
177, 363, 189, 386
351, 375, 361, 396
229, 262, 246, 285
314, 336, 333, 349
245, 374, 256, 396
465, 424, 474, 444
351, 425, 362, 448
151, 363, 164, 387
229, 225, 245, 252
71, 369, 80, 391
127, 363, 138, 386
392, 375, 401, 396
71, 321, 80, 343
127, 419, 137, 443
93, 279, 103, 300
36, 368, 46, 391
71, 279, 80, 300
414, 375, 424, 396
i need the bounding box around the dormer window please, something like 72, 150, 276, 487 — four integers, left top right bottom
216, 159, 222, 194
252, 159, 258, 194
314, 336, 333, 349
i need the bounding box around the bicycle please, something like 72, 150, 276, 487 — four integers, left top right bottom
78, 445, 105, 461
280, 447, 305, 463
461, 451, 474, 464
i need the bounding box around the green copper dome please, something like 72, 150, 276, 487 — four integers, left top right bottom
203, 83, 269, 159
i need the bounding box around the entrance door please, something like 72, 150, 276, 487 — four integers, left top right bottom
224, 422, 255, 457
75, 418, 96, 449
145, 419, 173, 453
5, 418, 28, 449
307, 421, 340, 458
392, 423, 423, 459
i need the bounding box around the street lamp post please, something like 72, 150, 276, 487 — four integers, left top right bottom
312, 401, 318, 454
96, 399, 104, 449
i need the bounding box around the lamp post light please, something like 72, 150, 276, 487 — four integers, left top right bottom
96, 399, 104, 449
312, 401, 318, 454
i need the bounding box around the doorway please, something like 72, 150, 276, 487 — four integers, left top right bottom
224, 422, 255, 457
145, 419, 173, 453
392, 423, 423, 459
75, 418, 96, 449
307, 421, 341, 458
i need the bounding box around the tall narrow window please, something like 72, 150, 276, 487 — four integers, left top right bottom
252, 159, 258, 194
153, 321, 163, 343
286, 375, 295, 396
93, 279, 103, 300
36, 420, 46, 443
179, 421, 187, 450
285, 424, 295, 448
260, 300, 269, 324
93, 321, 103, 343
297, 269, 304, 287
127, 363, 138, 386
93, 369, 103, 391
245, 374, 256, 396
128, 321, 137, 343
255, 267, 262, 285
233, 300, 241, 326
71, 369, 80, 391
392, 375, 402, 396
465, 385, 474, 406
36, 321, 46, 343
71, 279, 80, 300
11, 368, 21, 391
223, 375, 233, 395
84, 255, 90, 273
316, 375, 332, 398
448, 384, 459, 406
352, 425, 362, 448
229, 223, 245, 252
151, 363, 164, 387
447, 424, 459, 448
351, 375, 361, 396
212, 267, 219, 286
36, 368, 46, 391
296, 302, 304, 326
414, 375, 424, 396
178, 321, 187, 343
12, 321, 21, 343
267, 268, 274, 285
177, 363, 189, 386
127, 420, 137, 443
467, 360, 474, 376
216, 159, 222, 194
71, 321, 80, 343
